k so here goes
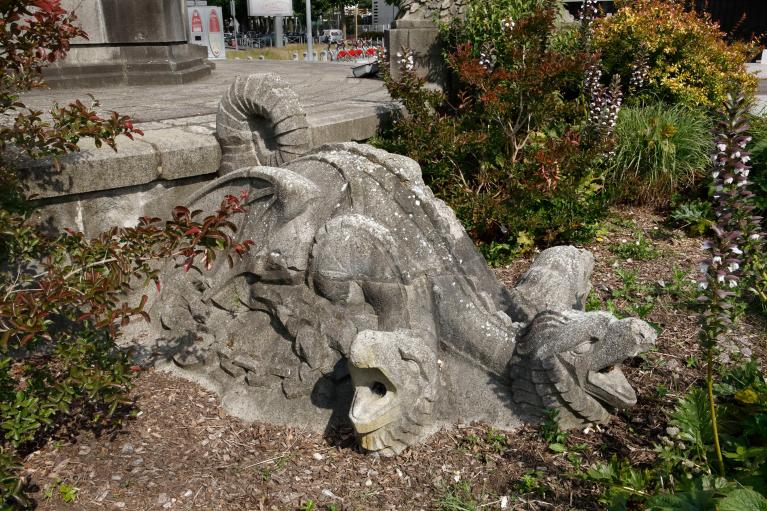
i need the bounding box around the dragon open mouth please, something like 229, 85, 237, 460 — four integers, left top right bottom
584, 365, 637, 409
349, 367, 401, 434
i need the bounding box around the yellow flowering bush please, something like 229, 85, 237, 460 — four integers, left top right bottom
594, 0, 757, 109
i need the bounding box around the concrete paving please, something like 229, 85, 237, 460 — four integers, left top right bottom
19, 60, 398, 198
22, 59, 396, 128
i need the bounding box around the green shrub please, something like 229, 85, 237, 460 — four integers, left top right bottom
378, 0, 609, 257
594, 0, 757, 110
454, 0, 551, 52
607, 102, 712, 205
0, 1, 254, 507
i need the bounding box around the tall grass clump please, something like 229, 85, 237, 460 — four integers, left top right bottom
608, 103, 712, 205
748, 111, 767, 214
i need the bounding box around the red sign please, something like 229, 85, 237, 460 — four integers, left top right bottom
209, 9, 221, 33
209, 9, 223, 57
191, 9, 203, 32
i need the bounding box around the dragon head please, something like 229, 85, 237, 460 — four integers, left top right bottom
347, 330, 440, 456
510, 310, 656, 428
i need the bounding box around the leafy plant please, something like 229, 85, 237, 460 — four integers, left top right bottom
539, 409, 569, 452
607, 102, 713, 205
0, 1, 254, 508
298, 500, 316, 511
587, 365, 767, 509
56, 481, 77, 503
459, 428, 509, 462
515, 470, 544, 495
610, 230, 661, 261
670, 200, 715, 236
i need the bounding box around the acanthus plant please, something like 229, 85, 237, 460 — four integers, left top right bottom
698, 93, 764, 476
579, 0, 622, 146
628, 47, 649, 94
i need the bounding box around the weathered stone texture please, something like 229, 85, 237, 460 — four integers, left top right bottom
148, 143, 655, 456
217, 73, 311, 173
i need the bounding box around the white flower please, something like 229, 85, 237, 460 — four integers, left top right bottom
729, 279, 738, 288
717, 274, 726, 284
728, 262, 739, 272
712, 171, 720, 179
749, 233, 761, 240
742, 155, 751, 163
730, 246, 743, 255
699, 281, 708, 290
717, 143, 727, 151
724, 176, 733, 185
712, 256, 722, 265
699, 263, 709, 273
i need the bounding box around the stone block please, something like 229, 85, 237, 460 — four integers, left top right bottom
43, 43, 212, 88
140, 128, 221, 180
22, 137, 159, 199
30, 177, 209, 236
387, 26, 447, 87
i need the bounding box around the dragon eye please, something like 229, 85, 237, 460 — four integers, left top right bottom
573, 337, 599, 354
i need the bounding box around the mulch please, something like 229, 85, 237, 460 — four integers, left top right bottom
21, 207, 767, 511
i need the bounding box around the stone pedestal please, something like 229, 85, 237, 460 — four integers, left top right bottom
387, 19, 446, 88
44, 0, 212, 88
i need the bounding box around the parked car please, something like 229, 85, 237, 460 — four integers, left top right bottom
320, 29, 343, 43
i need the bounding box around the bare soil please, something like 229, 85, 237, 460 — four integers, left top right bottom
22, 207, 767, 511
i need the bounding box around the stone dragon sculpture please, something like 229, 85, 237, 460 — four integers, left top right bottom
396, 0, 468, 24
151, 142, 655, 456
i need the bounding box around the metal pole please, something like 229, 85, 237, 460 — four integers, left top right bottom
275, 15, 284, 48
230, 0, 238, 50
305, 0, 313, 60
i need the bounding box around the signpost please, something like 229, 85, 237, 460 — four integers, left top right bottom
305, 0, 313, 61
247, 0, 292, 17
230, 0, 239, 50
248, 0, 292, 51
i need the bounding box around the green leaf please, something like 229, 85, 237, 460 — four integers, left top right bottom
718, 489, 767, 511
548, 443, 566, 453
646, 488, 717, 511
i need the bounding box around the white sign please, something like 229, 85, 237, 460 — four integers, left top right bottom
187, 6, 226, 60
247, 0, 292, 17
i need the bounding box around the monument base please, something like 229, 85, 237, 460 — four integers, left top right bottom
43, 43, 213, 88
387, 19, 446, 88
